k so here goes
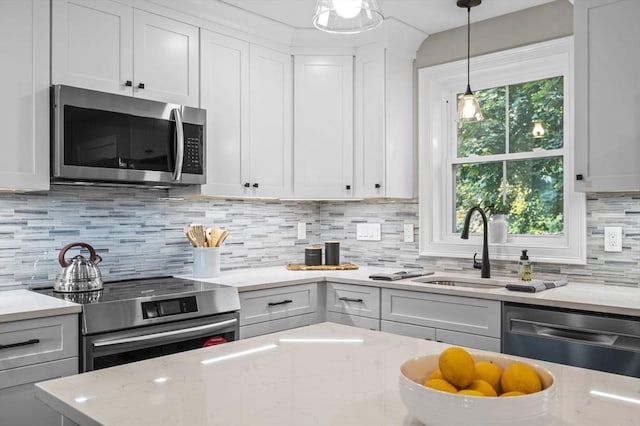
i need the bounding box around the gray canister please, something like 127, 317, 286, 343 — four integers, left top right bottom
325, 241, 340, 265
304, 246, 322, 266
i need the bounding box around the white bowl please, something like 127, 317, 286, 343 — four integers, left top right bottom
399, 353, 556, 426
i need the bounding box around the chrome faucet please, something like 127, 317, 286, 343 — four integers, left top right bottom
460, 206, 490, 278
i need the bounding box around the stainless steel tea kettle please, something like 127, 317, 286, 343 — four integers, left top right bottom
54, 242, 103, 292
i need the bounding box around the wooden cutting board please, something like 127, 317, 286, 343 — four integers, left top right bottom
286, 263, 359, 271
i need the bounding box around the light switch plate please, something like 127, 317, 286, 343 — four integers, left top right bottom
356, 223, 381, 241
297, 222, 306, 240
403, 224, 414, 243
604, 226, 622, 252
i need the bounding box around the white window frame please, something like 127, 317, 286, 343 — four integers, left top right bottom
418, 37, 586, 265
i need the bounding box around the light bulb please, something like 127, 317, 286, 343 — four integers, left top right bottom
458, 93, 483, 121
532, 121, 545, 138
333, 0, 362, 19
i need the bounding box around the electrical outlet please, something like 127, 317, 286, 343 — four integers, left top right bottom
403, 224, 414, 243
356, 223, 381, 241
297, 222, 306, 240
604, 226, 622, 252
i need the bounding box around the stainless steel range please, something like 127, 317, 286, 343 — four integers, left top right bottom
37, 277, 240, 372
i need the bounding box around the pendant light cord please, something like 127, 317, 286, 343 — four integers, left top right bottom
466, 6, 470, 89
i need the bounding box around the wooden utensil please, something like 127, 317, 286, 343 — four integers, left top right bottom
188, 224, 206, 247
208, 227, 225, 247
216, 230, 229, 247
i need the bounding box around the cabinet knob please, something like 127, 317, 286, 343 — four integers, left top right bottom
345, 185, 351, 190
375, 183, 381, 189
244, 182, 250, 188
124, 80, 132, 87
252, 183, 259, 188
576, 174, 583, 181
137, 82, 145, 89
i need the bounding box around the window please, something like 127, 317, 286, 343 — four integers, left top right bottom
419, 37, 585, 265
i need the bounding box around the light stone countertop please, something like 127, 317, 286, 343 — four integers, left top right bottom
35, 322, 640, 426
0, 289, 81, 323
179, 266, 640, 317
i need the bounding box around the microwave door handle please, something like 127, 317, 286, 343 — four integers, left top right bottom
172, 107, 184, 181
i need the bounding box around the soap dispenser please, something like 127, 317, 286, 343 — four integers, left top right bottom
519, 249, 532, 281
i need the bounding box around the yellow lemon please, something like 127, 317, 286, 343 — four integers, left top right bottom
428, 369, 443, 380
501, 362, 542, 394
500, 391, 526, 397
424, 378, 458, 393
475, 361, 503, 394
458, 389, 485, 397
439, 347, 475, 389
465, 379, 498, 397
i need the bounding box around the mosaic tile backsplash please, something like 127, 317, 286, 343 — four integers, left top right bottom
0, 187, 638, 289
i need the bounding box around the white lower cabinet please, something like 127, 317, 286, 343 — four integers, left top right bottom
239, 284, 318, 339
0, 314, 79, 426
326, 283, 380, 331
381, 288, 501, 352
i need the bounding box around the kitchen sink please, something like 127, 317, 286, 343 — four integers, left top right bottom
411, 277, 504, 289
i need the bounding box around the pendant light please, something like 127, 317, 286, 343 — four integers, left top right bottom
313, 0, 384, 34
532, 120, 546, 138
457, 0, 483, 122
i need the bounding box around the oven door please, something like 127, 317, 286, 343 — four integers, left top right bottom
82, 312, 238, 372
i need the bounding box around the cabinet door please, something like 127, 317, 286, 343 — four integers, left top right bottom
0, 0, 50, 191
133, 9, 199, 106
435, 329, 500, 352
249, 45, 293, 198
354, 45, 385, 198
239, 284, 317, 326
200, 30, 250, 197
575, 0, 640, 191
294, 55, 354, 198
0, 357, 77, 426
52, 0, 133, 96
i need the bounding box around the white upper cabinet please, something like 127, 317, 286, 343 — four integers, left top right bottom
574, 0, 640, 191
52, 0, 199, 107
192, 31, 292, 198
249, 45, 293, 198
354, 45, 414, 199
294, 55, 354, 199
0, 0, 50, 191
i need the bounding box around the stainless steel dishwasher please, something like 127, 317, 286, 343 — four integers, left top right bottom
502, 302, 640, 378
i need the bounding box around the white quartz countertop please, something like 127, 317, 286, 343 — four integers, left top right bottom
0, 289, 81, 323
35, 322, 640, 426
179, 266, 640, 317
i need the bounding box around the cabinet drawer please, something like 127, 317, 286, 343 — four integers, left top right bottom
435, 329, 501, 352
239, 284, 317, 326
239, 312, 317, 339
381, 320, 435, 340
0, 314, 78, 369
381, 289, 501, 338
326, 312, 380, 331
326, 282, 380, 319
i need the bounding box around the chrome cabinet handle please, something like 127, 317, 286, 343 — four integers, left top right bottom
93, 319, 237, 349
268, 299, 293, 307
0, 338, 40, 350
172, 108, 184, 181
339, 297, 363, 303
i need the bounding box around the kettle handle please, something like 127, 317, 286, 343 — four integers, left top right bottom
58, 242, 99, 267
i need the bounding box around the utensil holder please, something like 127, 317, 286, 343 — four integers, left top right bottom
193, 247, 220, 278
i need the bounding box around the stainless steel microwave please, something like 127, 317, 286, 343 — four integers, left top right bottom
51, 85, 206, 187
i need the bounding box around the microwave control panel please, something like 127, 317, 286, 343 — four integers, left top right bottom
182, 123, 203, 175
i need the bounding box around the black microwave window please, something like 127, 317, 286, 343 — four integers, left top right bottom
63, 105, 176, 172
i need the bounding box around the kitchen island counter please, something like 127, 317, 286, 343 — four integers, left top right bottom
35, 322, 639, 426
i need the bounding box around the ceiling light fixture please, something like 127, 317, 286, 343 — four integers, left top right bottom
313, 0, 384, 34
457, 0, 483, 122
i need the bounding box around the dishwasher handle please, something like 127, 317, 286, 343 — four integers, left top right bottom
509, 318, 623, 348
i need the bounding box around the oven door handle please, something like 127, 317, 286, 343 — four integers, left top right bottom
92, 318, 237, 349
